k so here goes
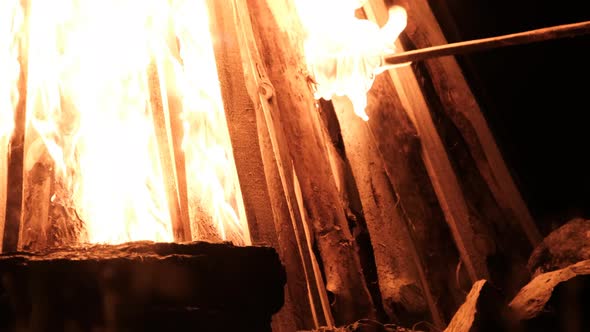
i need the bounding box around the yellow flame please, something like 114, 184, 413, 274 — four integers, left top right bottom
0, 0, 22, 141
2, 0, 249, 245
294, 0, 407, 120
172, 0, 250, 245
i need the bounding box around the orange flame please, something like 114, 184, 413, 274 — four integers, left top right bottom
1, 0, 249, 246
294, 0, 407, 120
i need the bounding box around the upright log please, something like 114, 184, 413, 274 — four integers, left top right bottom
331, 96, 432, 325
147, 62, 191, 242
247, 0, 376, 325
331, 62, 470, 325
2, 0, 29, 253
206, 0, 329, 330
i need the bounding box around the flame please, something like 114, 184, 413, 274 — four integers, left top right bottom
294, 0, 407, 120
0, 0, 21, 142
1, 0, 249, 245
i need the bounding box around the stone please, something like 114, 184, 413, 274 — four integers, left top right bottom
528, 218, 590, 277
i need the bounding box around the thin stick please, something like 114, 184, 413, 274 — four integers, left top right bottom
147, 61, 191, 242
383, 20, 590, 65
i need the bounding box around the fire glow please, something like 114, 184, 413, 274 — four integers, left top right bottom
294, 0, 407, 121
0, 0, 249, 247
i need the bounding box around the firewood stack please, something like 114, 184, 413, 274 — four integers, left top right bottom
301, 218, 590, 332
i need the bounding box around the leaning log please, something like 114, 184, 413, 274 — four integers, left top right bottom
331, 94, 435, 325
247, 0, 376, 324
0, 241, 286, 332
205, 0, 314, 330
402, 0, 541, 283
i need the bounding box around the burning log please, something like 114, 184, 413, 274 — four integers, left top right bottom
508, 260, 590, 332
2, 0, 29, 253
147, 62, 191, 242
205, 0, 331, 329
0, 241, 286, 332
363, 0, 534, 298
246, 0, 377, 325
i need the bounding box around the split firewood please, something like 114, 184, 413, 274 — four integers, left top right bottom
527, 217, 590, 277
444, 280, 505, 332
508, 259, 590, 332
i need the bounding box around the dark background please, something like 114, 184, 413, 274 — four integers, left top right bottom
427, 0, 590, 233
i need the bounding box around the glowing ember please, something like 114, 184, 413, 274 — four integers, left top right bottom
294, 0, 407, 120
0, 0, 249, 246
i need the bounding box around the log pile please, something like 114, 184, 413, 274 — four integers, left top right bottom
0, 241, 285, 332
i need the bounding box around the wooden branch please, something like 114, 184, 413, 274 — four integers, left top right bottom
206, 0, 321, 330
147, 62, 191, 242
383, 20, 590, 65
331, 95, 435, 325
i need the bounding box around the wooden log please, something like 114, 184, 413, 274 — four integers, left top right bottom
2, 0, 29, 253
205, 0, 323, 330
397, 0, 541, 248
508, 259, 590, 332
383, 21, 590, 65
0, 241, 286, 332
444, 280, 505, 332
394, 0, 538, 296
247, 0, 376, 324
365, 0, 491, 284
147, 62, 191, 242
331, 67, 469, 325
314, 99, 390, 323
331, 95, 431, 325
160, 30, 193, 244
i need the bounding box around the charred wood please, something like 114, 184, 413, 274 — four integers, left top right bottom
0, 241, 285, 332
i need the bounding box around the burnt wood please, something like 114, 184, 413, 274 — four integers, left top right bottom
246, 0, 376, 325
0, 241, 286, 332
